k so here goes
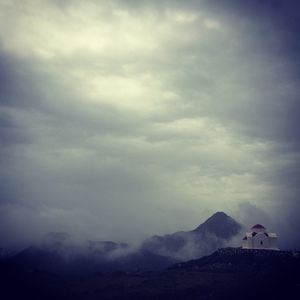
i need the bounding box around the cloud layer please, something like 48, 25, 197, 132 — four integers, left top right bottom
0, 0, 299, 248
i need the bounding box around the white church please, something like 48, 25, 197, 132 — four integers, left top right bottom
242, 224, 279, 250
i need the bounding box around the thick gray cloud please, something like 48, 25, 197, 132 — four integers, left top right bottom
0, 0, 299, 248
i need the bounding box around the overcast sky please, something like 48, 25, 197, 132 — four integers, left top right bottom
0, 0, 300, 248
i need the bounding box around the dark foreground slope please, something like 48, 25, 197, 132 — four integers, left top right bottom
1, 247, 300, 300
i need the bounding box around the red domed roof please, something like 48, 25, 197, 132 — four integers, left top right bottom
251, 224, 266, 229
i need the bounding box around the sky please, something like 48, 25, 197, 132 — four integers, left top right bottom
0, 0, 300, 249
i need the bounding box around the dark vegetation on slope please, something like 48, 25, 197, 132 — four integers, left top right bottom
1, 248, 300, 300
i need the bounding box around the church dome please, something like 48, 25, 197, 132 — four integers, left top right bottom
251, 224, 266, 230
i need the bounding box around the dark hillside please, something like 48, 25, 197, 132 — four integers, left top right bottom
1, 248, 300, 300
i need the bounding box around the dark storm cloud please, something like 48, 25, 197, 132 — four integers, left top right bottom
0, 0, 299, 248
197, 0, 300, 144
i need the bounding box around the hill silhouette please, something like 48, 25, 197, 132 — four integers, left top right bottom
3, 211, 242, 274
1, 248, 299, 300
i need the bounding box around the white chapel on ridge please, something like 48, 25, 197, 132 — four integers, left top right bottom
242, 224, 279, 250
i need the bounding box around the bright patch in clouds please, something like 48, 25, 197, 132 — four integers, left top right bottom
203, 18, 221, 30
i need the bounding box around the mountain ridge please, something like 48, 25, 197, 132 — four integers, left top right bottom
141, 211, 242, 260
3, 211, 242, 274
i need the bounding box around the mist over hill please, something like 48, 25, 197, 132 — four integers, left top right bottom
141, 212, 242, 260
2, 212, 242, 274
1, 212, 299, 300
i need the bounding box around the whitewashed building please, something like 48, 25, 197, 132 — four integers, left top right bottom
242, 224, 279, 250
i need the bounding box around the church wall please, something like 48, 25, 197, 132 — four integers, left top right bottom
253, 233, 270, 249
269, 238, 279, 250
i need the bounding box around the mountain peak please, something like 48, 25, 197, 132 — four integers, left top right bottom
193, 212, 241, 239
195, 211, 231, 228
210, 211, 229, 219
